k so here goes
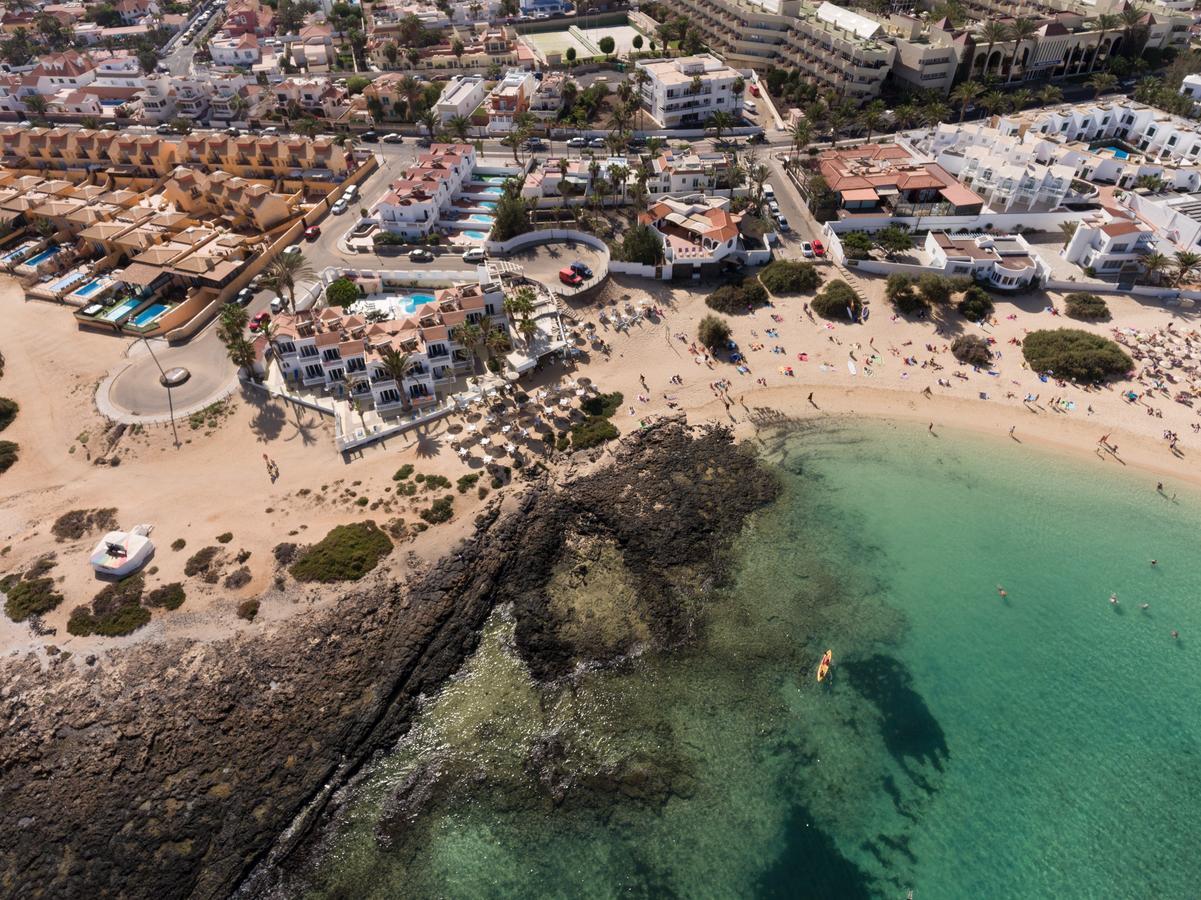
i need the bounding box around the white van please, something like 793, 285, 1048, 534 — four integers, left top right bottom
342, 184, 358, 203
763, 182, 776, 199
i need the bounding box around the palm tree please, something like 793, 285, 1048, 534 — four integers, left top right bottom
516, 316, 537, 345
504, 287, 536, 320
1059, 221, 1078, 247
1010, 89, 1034, 112
790, 119, 812, 161
377, 346, 414, 408
261, 250, 315, 315
892, 104, 920, 130
858, 100, 885, 143
608, 162, 628, 206
1139, 251, 1169, 285
950, 80, 983, 123
1087, 72, 1117, 98
918, 101, 949, 127
419, 109, 438, 141
1120, 6, 1147, 59
1037, 84, 1063, 107
978, 91, 1009, 118
1172, 251, 1201, 287
977, 21, 1010, 80
22, 93, 48, 117
1006, 17, 1039, 83
447, 114, 470, 141
451, 321, 484, 376
706, 109, 735, 146
1090, 13, 1121, 73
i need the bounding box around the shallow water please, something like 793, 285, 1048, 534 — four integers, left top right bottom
296, 419, 1201, 899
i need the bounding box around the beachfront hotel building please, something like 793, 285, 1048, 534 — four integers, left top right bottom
267, 275, 510, 412
372, 143, 477, 238
635, 54, 745, 129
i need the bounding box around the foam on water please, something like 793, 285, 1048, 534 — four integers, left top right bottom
295, 420, 1201, 899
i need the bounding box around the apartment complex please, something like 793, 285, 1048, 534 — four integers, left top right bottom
372, 143, 477, 237
635, 54, 745, 129
269, 276, 508, 412
663, 0, 1190, 98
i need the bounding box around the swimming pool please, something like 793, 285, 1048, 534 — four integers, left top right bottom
476, 175, 509, 184
399, 292, 436, 314
3, 243, 33, 262
23, 246, 59, 267
102, 298, 141, 322
51, 273, 86, 292
479, 201, 498, 209
1101, 145, 1130, 159
75, 279, 107, 298
131, 303, 169, 327
468, 214, 495, 224
477, 187, 503, 197
463, 230, 488, 240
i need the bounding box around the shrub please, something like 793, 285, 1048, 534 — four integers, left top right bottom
4, 577, 64, 621
840, 231, 872, 260
423, 474, 451, 490
326, 277, 360, 309
91, 575, 144, 615
613, 223, 663, 265
289, 521, 393, 582
68, 575, 150, 637
457, 473, 481, 493
759, 260, 819, 295
698, 314, 732, 349
145, 582, 185, 610
1064, 292, 1111, 322
392, 464, 415, 481
51, 508, 118, 541
170, 538, 186, 551
0, 440, 20, 473
917, 273, 953, 306
419, 496, 455, 524
237, 599, 260, 621
1022, 329, 1133, 381
957, 285, 995, 323
273, 542, 298, 565
184, 545, 221, 578
224, 566, 252, 589
0, 397, 16, 431
885, 273, 925, 315
951, 334, 994, 368
811, 280, 862, 321
580, 391, 623, 418
216, 532, 233, 544
571, 416, 619, 450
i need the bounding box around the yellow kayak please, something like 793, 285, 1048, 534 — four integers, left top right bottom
816, 649, 833, 682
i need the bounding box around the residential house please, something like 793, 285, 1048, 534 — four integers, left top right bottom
434, 74, 486, 124
274, 77, 349, 120
636, 54, 744, 130
819, 143, 984, 218
291, 23, 335, 71
638, 196, 745, 275
925, 231, 1049, 290
486, 68, 537, 135
1061, 214, 1157, 277
211, 33, 262, 68
526, 72, 566, 124
224, 0, 275, 37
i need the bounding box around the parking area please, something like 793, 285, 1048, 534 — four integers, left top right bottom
503, 240, 609, 288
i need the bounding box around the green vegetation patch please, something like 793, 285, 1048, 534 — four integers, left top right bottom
706, 278, 769, 314
184, 545, 222, 579
67, 575, 150, 637
392, 464, 415, 481
0, 440, 17, 474
951, 335, 994, 368
571, 416, 619, 450
51, 508, 119, 542
698, 314, 731, 349
1022, 329, 1132, 381
289, 521, 393, 582
759, 260, 819, 295
237, 598, 260, 621
957, 285, 995, 323
811, 280, 862, 321
216, 532, 234, 544
419, 496, 455, 524
4, 577, 65, 622
457, 473, 481, 493
144, 582, 186, 610
0, 397, 17, 432
1064, 292, 1111, 322
580, 391, 623, 418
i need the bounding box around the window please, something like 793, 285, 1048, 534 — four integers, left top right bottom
304, 363, 323, 379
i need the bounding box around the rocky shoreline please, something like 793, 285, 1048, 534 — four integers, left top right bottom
0, 419, 778, 899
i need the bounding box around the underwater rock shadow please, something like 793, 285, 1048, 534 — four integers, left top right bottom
754, 800, 876, 900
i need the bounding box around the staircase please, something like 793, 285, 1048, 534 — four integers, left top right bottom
832, 259, 870, 312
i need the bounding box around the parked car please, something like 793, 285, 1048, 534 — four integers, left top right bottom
359, 130, 379, 142
462, 247, 486, 263
262, 126, 279, 135
767, 199, 780, 215
155, 123, 174, 135
570, 260, 592, 279
342, 184, 358, 202
269, 296, 284, 314
567, 137, 587, 148
410, 248, 435, 262
304, 225, 321, 240
748, 83, 760, 97
763, 182, 775, 199
248, 311, 271, 332
775, 215, 791, 233
524, 137, 546, 150
331, 199, 348, 215
382, 132, 404, 143
588, 137, 606, 149
811, 239, 825, 257
283, 245, 302, 257
558, 267, 583, 286
235, 287, 255, 306
800, 241, 814, 258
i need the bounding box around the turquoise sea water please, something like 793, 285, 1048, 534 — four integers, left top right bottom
294, 420, 1201, 899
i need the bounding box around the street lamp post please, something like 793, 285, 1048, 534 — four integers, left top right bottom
141, 336, 181, 449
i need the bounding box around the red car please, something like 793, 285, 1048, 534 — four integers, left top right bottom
558, 267, 583, 287
304, 225, 321, 240
811, 239, 825, 257
248, 311, 271, 333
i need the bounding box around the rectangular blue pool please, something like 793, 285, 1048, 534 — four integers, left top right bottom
101, 298, 141, 322
75, 279, 106, 297
131, 303, 169, 327
23, 246, 59, 267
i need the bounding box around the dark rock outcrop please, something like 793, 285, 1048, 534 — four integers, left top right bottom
0, 421, 778, 900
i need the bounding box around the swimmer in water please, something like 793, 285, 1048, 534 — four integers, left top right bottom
1110, 593, 1119, 606
997, 584, 1007, 598
1172, 630, 1179, 639
1151, 559, 1158, 566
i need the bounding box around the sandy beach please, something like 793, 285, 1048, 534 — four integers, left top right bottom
3, 265, 1199, 655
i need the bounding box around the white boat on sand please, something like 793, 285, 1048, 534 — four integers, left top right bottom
89, 524, 154, 578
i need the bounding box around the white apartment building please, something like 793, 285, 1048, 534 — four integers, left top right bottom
434, 74, 486, 124
372, 143, 477, 238
526, 72, 566, 124
1182, 75, 1201, 103
210, 33, 262, 67
1118, 191, 1201, 256
936, 143, 1077, 212
635, 54, 744, 130
1062, 216, 1157, 276
925, 232, 1049, 290
647, 149, 734, 195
